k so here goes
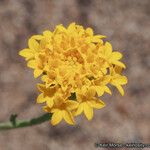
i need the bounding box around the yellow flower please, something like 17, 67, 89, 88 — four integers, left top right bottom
19, 38, 40, 60
110, 66, 128, 96
44, 97, 79, 125
75, 87, 105, 120
19, 23, 127, 125
99, 42, 126, 68
92, 75, 112, 96
36, 84, 58, 108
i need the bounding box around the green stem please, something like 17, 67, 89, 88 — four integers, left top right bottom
0, 113, 52, 131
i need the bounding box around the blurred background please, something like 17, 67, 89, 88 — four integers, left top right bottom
0, 0, 149, 149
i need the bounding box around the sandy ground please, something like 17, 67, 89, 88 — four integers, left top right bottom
0, 0, 150, 150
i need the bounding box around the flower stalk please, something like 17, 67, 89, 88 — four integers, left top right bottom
0, 113, 51, 131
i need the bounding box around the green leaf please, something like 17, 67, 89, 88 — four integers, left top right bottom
10, 114, 18, 126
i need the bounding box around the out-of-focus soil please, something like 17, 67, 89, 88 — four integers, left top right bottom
0, 0, 149, 150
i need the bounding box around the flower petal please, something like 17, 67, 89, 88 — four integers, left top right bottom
37, 84, 45, 92
111, 60, 126, 68
34, 69, 43, 78
95, 86, 104, 96
110, 52, 122, 60
87, 87, 96, 98
88, 99, 105, 109
105, 42, 112, 56
27, 60, 36, 69
37, 93, 46, 103
111, 75, 128, 85
19, 49, 34, 60
46, 98, 54, 108
116, 85, 124, 96
43, 30, 52, 39
86, 28, 93, 36
66, 100, 79, 110
51, 110, 63, 126
63, 110, 75, 125
83, 103, 93, 120
43, 106, 51, 112
31, 35, 44, 40
28, 38, 39, 51
104, 86, 112, 95
75, 103, 84, 116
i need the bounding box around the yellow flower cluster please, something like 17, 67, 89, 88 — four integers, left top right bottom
19, 23, 127, 125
